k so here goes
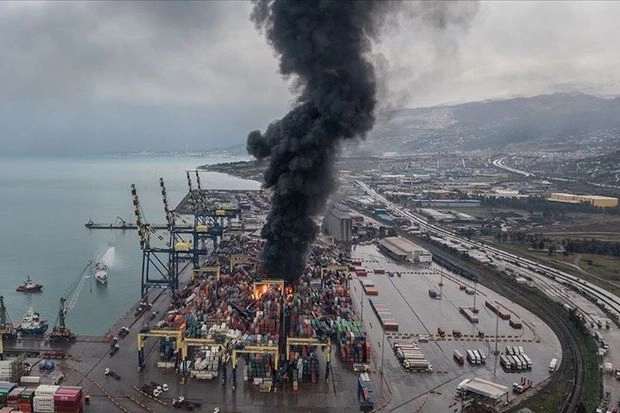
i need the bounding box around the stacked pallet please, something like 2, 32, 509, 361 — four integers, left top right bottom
369, 299, 399, 332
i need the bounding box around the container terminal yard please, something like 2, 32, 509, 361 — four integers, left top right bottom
0, 171, 617, 413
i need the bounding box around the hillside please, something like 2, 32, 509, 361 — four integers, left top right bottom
361, 93, 620, 154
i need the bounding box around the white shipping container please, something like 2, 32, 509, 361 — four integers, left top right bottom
20, 376, 42, 384
156, 361, 175, 369
33, 395, 54, 402
549, 358, 558, 372
33, 395, 55, 412
35, 385, 60, 396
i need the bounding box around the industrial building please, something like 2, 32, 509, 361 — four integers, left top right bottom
378, 236, 432, 264
548, 192, 618, 208
419, 208, 455, 222
418, 199, 481, 208
323, 204, 352, 242
457, 377, 509, 405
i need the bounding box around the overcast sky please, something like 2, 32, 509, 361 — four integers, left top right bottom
1, 1, 619, 155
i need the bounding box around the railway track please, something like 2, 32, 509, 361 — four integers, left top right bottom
407, 234, 585, 413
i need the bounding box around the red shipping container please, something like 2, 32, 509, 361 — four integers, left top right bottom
8, 386, 25, 407
54, 408, 80, 413
19, 400, 33, 412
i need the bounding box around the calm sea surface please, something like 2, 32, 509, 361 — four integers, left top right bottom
0, 155, 259, 335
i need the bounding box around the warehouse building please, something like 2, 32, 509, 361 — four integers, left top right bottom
456, 377, 509, 405
323, 205, 352, 242
548, 193, 618, 208
419, 208, 455, 222
378, 236, 432, 264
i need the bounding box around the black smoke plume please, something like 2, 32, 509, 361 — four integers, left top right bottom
246, 0, 388, 283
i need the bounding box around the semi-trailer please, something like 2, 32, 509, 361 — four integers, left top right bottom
473, 350, 481, 365
549, 358, 558, 372
454, 350, 465, 365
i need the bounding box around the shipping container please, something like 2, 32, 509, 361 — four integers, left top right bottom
466, 350, 476, 365
509, 318, 522, 329
453, 350, 464, 365
473, 350, 481, 365
549, 358, 558, 372
459, 307, 479, 323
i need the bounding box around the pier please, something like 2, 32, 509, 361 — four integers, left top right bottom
84, 221, 170, 230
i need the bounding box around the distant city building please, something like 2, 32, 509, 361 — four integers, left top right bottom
419, 208, 455, 222
548, 193, 618, 208
323, 205, 352, 242
378, 236, 432, 264
417, 199, 481, 208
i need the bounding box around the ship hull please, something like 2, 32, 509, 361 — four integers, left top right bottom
18, 324, 48, 335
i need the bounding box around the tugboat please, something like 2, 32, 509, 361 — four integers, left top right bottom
16, 276, 43, 293
95, 262, 108, 285
17, 308, 48, 335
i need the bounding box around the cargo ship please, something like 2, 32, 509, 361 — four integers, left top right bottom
95, 262, 107, 285
15, 276, 43, 293
17, 308, 48, 335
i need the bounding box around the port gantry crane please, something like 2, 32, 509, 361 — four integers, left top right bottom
132, 183, 182, 297
131, 173, 236, 298
186, 170, 241, 241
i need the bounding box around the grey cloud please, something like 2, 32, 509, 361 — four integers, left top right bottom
377, 1, 620, 109
1, 1, 620, 155
0, 1, 289, 107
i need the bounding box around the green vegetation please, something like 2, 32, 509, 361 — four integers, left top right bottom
510, 305, 601, 413
480, 195, 620, 216
578, 331, 602, 412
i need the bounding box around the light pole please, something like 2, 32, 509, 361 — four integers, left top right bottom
380, 330, 385, 397
493, 311, 499, 378
358, 277, 364, 324
439, 268, 444, 299
473, 280, 477, 312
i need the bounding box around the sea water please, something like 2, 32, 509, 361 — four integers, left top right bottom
0, 155, 259, 335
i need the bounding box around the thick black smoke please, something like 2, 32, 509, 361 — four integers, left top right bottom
246, 0, 388, 283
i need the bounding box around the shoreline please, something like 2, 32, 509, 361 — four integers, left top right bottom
199, 159, 265, 182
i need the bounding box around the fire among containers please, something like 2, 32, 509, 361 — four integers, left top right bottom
142, 236, 374, 392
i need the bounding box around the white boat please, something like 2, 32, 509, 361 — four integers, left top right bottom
95, 262, 108, 285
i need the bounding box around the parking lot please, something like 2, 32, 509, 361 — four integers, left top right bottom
350, 244, 562, 412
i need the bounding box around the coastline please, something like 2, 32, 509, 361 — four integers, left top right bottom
199, 159, 266, 182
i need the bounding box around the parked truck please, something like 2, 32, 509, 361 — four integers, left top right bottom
549, 358, 558, 372
453, 350, 465, 365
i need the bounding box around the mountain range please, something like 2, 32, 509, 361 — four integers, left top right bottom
359, 93, 620, 155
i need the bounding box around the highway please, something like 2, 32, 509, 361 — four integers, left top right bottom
491, 156, 535, 177
355, 179, 620, 322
